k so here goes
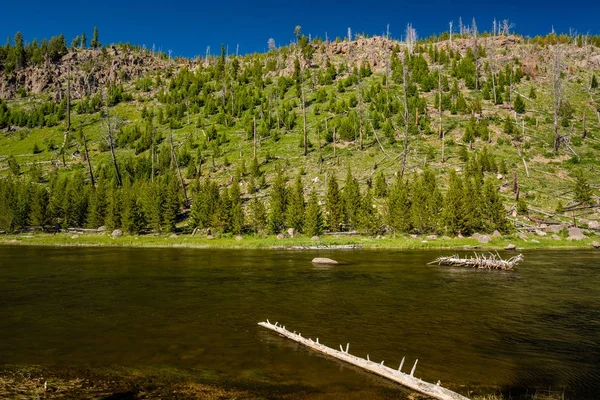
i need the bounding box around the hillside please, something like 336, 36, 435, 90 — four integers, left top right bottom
0, 29, 599, 239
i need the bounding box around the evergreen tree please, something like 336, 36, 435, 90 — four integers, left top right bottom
373, 171, 387, 198
325, 174, 343, 231
304, 188, 323, 237
162, 175, 180, 232
121, 183, 145, 234
387, 176, 411, 233
250, 157, 261, 177
464, 177, 483, 234
62, 174, 88, 228
142, 180, 164, 232
81, 32, 87, 48
442, 171, 467, 235
212, 187, 232, 232
357, 188, 380, 234
410, 170, 442, 234
0, 179, 16, 232
268, 166, 288, 234
342, 168, 361, 230
190, 178, 218, 229
514, 94, 525, 114
573, 170, 592, 204
591, 74, 598, 90
104, 184, 122, 230
230, 177, 244, 234
91, 26, 100, 49
86, 180, 107, 228
29, 185, 49, 228
481, 178, 509, 233
250, 197, 267, 234
286, 173, 305, 233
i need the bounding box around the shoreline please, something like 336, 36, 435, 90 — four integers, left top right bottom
0, 232, 598, 251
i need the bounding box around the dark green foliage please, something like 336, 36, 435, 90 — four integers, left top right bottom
342, 168, 361, 229
517, 198, 528, 214
250, 197, 267, 234
573, 170, 592, 204
373, 172, 387, 198
7, 156, 20, 176
268, 166, 287, 234
304, 188, 323, 237
325, 175, 343, 231
514, 94, 526, 114
591, 74, 598, 89
481, 179, 510, 233
91, 26, 100, 49
387, 176, 411, 233
442, 171, 467, 235
410, 170, 442, 234
286, 173, 305, 233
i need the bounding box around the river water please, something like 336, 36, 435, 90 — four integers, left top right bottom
0, 246, 599, 399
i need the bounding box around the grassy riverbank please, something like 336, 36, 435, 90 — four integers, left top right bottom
0, 232, 598, 250
0, 365, 571, 400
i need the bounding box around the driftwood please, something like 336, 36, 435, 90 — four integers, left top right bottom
428, 252, 523, 270
258, 321, 469, 400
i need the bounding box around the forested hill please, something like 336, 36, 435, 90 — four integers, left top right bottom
0, 26, 599, 237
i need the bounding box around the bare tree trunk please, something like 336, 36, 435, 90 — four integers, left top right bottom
553, 48, 562, 152
439, 67, 444, 162
107, 126, 121, 186
401, 57, 409, 177
253, 116, 257, 158
302, 84, 307, 156
151, 127, 155, 182
81, 130, 95, 188
170, 131, 188, 207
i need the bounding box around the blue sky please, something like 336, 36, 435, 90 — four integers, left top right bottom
2, 0, 600, 57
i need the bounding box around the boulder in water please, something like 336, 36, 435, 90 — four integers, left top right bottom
312, 257, 339, 265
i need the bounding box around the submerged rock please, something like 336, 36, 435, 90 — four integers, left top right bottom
312, 257, 339, 265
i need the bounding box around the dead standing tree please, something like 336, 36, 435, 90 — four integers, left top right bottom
103, 109, 122, 186
553, 47, 563, 152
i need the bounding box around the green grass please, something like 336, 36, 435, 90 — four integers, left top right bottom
1, 232, 597, 251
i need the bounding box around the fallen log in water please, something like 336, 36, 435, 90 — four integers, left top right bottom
258, 320, 470, 400
428, 252, 523, 270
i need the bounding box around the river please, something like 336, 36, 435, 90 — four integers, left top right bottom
0, 246, 599, 399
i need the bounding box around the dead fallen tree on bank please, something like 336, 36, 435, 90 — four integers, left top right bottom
258, 320, 469, 400
428, 252, 523, 270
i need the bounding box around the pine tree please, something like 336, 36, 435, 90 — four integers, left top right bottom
81, 32, 87, 48
121, 183, 145, 234
514, 94, 525, 114
357, 188, 380, 234
304, 188, 323, 237
91, 26, 100, 49
387, 176, 411, 233
463, 177, 483, 234
230, 177, 244, 234
286, 173, 305, 233
62, 174, 88, 228
29, 186, 49, 228
190, 178, 218, 229
250, 197, 267, 234
442, 171, 466, 235
325, 175, 343, 231
342, 168, 361, 230
250, 157, 261, 177
268, 166, 288, 234
373, 171, 387, 198
162, 175, 180, 232
410, 170, 442, 234
142, 180, 164, 232
212, 187, 231, 232
481, 178, 510, 233
573, 170, 592, 204
86, 180, 107, 228
105, 184, 122, 230
591, 74, 598, 90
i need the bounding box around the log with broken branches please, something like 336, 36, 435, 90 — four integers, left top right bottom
428, 252, 523, 271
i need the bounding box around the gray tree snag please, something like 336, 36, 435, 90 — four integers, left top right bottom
449, 21, 453, 44
79, 130, 95, 188
103, 109, 122, 186
472, 17, 479, 90
553, 47, 563, 152
170, 130, 189, 208
401, 54, 409, 177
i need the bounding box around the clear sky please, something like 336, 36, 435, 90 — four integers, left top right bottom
2, 0, 600, 57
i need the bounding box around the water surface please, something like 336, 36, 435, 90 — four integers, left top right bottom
0, 246, 599, 398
